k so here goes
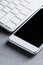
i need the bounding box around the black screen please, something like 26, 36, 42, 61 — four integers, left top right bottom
15, 9, 43, 47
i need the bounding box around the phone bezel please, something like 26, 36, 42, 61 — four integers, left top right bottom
9, 6, 43, 54
9, 34, 43, 54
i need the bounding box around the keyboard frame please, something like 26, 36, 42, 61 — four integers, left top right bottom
0, 1, 43, 32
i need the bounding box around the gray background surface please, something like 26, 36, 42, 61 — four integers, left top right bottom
0, 27, 43, 65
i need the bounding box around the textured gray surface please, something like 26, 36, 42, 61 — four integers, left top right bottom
0, 27, 43, 65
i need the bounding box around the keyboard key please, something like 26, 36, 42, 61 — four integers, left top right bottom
17, 13, 26, 20
0, 12, 14, 24
21, 0, 29, 7
6, 21, 16, 29
3, 6, 10, 13
12, 0, 20, 5
25, 0, 34, 3
0, 10, 5, 19
16, 4, 25, 11
0, 4, 3, 10
21, 0, 32, 10
26, 0, 42, 10
8, 3, 15, 9
11, 8, 19, 15
11, 17, 20, 24
6, 0, 12, 3
21, 8, 31, 16
1, 0, 8, 6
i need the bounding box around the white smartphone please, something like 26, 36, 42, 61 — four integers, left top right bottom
9, 9, 43, 54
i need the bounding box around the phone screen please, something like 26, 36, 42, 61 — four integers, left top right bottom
14, 9, 43, 47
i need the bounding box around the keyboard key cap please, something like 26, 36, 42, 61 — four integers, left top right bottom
17, 13, 26, 20
11, 17, 20, 24
0, 12, 14, 24
0, 4, 3, 10
25, 0, 34, 3
16, 4, 25, 11
3, 6, 10, 13
21, 0, 32, 10
1, 0, 8, 6
11, 8, 19, 15
7, 0, 12, 3
21, 0, 29, 7
6, 21, 16, 29
12, 0, 20, 5
8, 3, 15, 9
0, 10, 5, 19
26, 0, 42, 10
21, 8, 31, 16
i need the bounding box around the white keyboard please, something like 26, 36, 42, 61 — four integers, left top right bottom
0, 0, 42, 32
